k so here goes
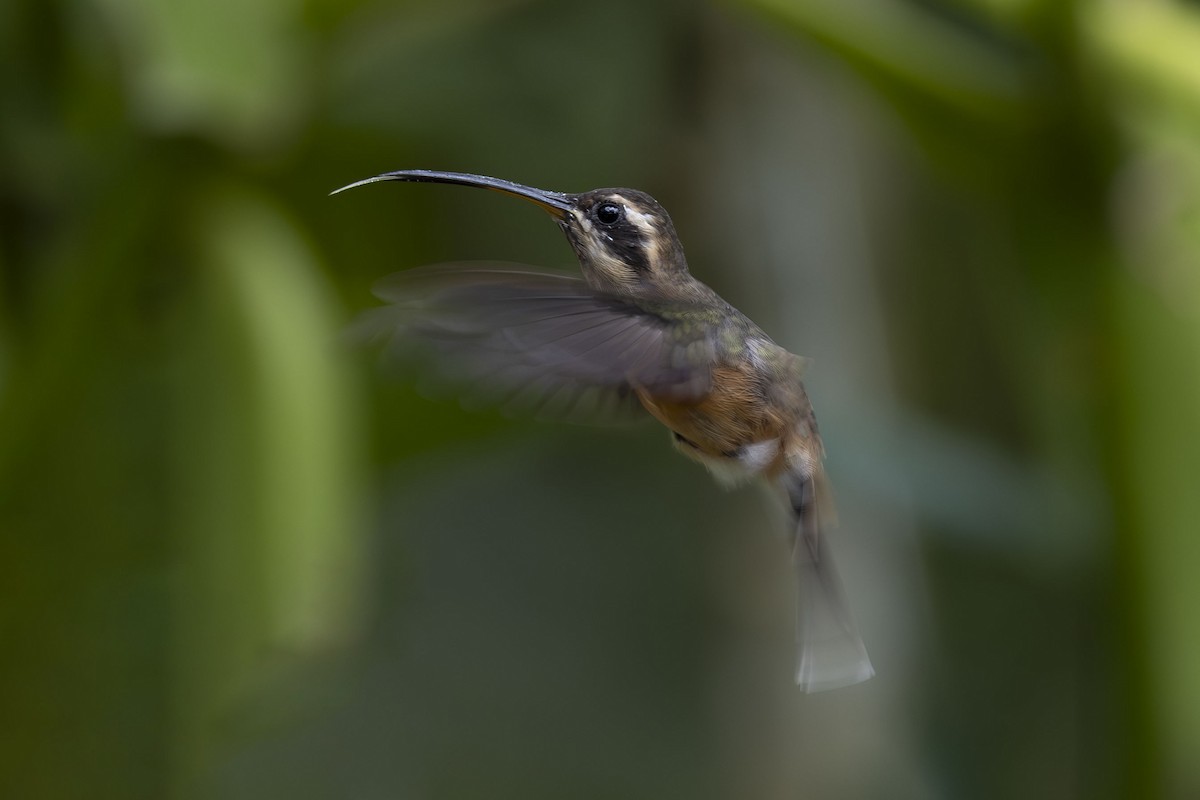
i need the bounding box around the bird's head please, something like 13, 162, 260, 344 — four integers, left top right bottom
332, 170, 690, 297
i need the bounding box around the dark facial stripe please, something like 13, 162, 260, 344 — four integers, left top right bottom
602, 226, 650, 273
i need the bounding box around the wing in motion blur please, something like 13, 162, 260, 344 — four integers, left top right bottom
352, 264, 715, 422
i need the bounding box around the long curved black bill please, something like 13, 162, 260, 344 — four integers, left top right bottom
331, 169, 573, 217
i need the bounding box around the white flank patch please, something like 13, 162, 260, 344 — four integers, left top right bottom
738, 438, 782, 473
680, 437, 781, 487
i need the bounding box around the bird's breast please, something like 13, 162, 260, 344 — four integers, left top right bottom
636, 361, 795, 480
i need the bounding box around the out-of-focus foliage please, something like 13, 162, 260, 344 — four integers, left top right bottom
2, 0, 1200, 798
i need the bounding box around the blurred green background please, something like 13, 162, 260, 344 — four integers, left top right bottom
4, 0, 1200, 797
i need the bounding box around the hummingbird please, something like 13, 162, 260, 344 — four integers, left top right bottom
333, 170, 873, 691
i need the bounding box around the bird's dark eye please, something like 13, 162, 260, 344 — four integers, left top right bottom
594, 202, 623, 225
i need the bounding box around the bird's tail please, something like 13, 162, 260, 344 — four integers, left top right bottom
783, 468, 874, 692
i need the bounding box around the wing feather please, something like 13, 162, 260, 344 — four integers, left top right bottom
352, 263, 713, 422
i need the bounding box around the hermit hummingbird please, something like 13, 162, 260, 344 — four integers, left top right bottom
334, 170, 873, 691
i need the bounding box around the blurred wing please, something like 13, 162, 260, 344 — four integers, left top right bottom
784, 468, 874, 692
352, 263, 714, 422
